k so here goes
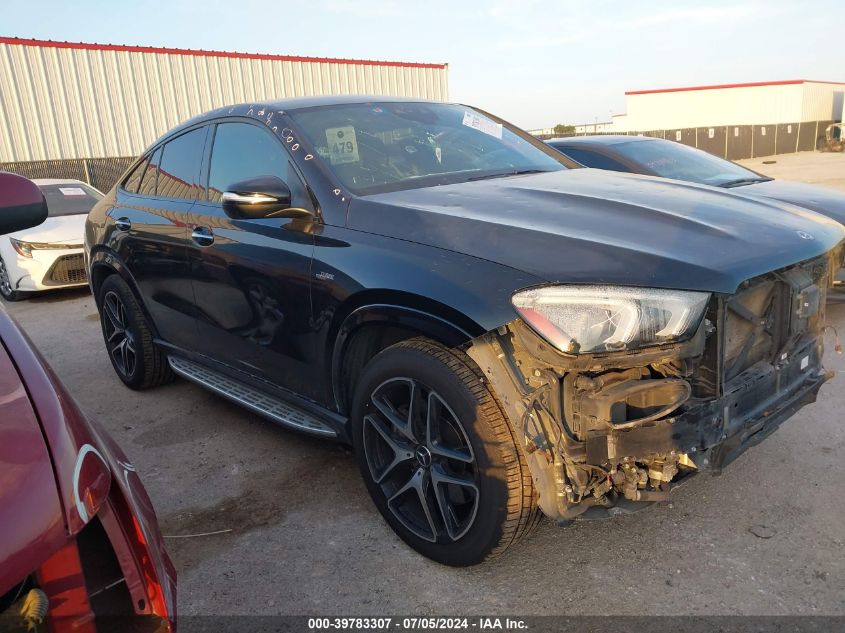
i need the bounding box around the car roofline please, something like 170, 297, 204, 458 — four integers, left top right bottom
547, 135, 659, 146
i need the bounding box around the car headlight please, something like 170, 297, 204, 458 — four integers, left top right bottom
10, 238, 33, 257
512, 285, 710, 354
9, 238, 83, 258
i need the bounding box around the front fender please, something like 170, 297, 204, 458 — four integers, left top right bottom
330, 302, 476, 409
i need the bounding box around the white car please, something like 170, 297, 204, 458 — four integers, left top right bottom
0, 178, 103, 301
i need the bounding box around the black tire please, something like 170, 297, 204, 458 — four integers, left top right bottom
0, 256, 25, 301
98, 275, 173, 390
351, 338, 541, 566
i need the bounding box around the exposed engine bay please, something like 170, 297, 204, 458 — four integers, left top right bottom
467, 251, 840, 521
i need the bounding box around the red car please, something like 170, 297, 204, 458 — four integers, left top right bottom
0, 172, 175, 632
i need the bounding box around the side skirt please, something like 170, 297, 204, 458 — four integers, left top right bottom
166, 354, 348, 440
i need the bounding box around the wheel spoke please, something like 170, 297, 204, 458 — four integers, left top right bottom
371, 383, 417, 442
125, 338, 136, 375
103, 295, 124, 332
387, 468, 439, 542
430, 463, 478, 491
426, 391, 474, 464
415, 470, 440, 542
430, 443, 474, 464
430, 464, 479, 541
407, 379, 423, 431
363, 414, 414, 484
111, 338, 127, 375
122, 345, 130, 375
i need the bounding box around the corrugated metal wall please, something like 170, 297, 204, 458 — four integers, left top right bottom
622, 81, 845, 132
625, 83, 807, 130
801, 82, 842, 121
0, 38, 449, 162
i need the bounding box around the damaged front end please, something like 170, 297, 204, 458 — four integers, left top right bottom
467, 251, 840, 522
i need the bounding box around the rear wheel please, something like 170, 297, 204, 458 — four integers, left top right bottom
351, 338, 541, 566
0, 256, 25, 301
98, 275, 172, 389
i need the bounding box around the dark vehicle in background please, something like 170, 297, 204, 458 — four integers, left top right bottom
0, 172, 175, 632
86, 97, 844, 566
546, 135, 845, 225
547, 135, 845, 284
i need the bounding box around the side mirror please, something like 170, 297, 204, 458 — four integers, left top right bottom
221, 176, 313, 220
0, 172, 48, 235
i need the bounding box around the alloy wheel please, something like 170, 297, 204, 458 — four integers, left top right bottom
362, 377, 480, 543
0, 258, 13, 297
102, 290, 137, 379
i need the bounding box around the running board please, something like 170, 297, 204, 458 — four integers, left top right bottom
168, 356, 337, 437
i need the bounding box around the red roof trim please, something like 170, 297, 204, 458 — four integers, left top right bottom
625, 79, 845, 96
0, 36, 447, 69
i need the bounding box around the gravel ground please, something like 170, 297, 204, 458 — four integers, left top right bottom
4, 151, 845, 616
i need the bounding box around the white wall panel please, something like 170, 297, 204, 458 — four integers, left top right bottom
0, 38, 449, 161
625, 83, 808, 130
801, 82, 845, 121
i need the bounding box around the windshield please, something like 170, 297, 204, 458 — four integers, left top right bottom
38, 183, 104, 217
611, 140, 766, 187
288, 102, 567, 194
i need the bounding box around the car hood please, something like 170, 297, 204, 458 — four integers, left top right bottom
737, 179, 845, 226
348, 169, 845, 294
6, 213, 86, 244
0, 330, 66, 596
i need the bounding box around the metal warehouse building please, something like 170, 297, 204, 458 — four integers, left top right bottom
609, 79, 845, 160
621, 79, 845, 130
0, 37, 448, 188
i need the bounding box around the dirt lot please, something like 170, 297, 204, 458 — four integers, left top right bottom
4, 151, 845, 616
739, 151, 845, 193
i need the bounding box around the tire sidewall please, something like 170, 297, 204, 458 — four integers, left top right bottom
351, 344, 514, 566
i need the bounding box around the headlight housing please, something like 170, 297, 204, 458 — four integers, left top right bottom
512, 285, 710, 355
9, 238, 83, 258
10, 238, 33, 257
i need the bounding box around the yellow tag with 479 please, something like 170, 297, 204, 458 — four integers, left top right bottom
325, 126, 360, 165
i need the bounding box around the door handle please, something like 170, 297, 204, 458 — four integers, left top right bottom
115, 217, 131, 231
191, 226, 214, 246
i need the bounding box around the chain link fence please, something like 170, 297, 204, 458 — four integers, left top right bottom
0, 156, 135, 193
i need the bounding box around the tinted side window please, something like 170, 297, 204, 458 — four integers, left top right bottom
557, 147, 631, 173
123, 156, 149, 193
157, 128, 207, 200
138, 147, 162, 196
208, 122, 310, 208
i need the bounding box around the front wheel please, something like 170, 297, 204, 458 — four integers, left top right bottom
351, 338, 541, 566
0, 256, 25, 301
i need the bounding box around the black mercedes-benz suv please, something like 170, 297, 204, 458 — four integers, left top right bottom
86, 96, 844, 565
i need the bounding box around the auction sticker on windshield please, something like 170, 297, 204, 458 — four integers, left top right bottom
462, 111, 502, 139
325, 126, 360, 165
59, 187, 87, 196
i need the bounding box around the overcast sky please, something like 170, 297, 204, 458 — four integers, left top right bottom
4, 0, 842, 129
